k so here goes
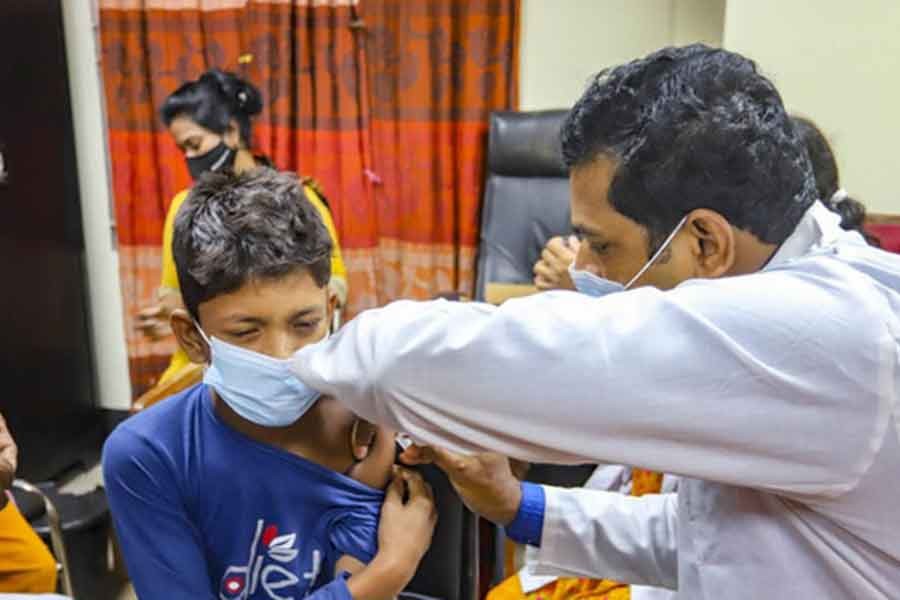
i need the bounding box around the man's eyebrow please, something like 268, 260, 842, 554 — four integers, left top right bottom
573, 224, 607, 239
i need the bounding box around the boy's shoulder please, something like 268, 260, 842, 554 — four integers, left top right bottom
103, 383, 206, 469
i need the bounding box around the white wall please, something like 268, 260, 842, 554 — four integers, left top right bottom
519, 0, 725, 110
673, 0, 726, 47
61, 1, 133, 410
723, 0, 900, 214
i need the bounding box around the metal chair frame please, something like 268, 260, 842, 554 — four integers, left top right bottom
12, 479, 75, 598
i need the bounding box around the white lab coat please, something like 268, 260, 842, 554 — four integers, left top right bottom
517, 466, 679, 600
293, 203, 900, 599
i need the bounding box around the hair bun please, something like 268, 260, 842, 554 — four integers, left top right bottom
234, 81, 263, 116
199, 68, 262, 116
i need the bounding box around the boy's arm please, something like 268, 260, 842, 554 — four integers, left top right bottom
326, 468, 437, 600
103, 428, 215, 599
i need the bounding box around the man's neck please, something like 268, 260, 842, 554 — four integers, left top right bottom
729, 228, 779, 276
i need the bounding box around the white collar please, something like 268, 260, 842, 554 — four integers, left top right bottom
765, 201, 844, 269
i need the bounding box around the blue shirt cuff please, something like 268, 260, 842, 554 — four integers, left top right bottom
504, 482, 545, 547
312, 572, 352, 600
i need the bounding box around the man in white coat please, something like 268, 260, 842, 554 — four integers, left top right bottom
291, 45, 900, 598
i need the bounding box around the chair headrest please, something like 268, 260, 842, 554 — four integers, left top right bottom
488, 110, 569, 178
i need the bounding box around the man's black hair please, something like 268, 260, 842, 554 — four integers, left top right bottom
561, 44, 817, 252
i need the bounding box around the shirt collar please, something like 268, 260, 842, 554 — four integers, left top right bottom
764, 201, 844, 269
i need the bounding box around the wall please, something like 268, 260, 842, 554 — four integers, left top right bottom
61, 1, 132, 410
723, 0, 900, 214
519, 0, 725, 110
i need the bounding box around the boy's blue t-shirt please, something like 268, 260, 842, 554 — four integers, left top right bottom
103, 383, 384, 600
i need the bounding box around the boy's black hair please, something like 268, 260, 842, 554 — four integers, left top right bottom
173, 168, 332, 321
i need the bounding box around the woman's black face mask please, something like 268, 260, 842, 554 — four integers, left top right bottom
187, 141, 235, 180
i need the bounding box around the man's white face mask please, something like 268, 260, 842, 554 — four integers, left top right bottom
568, 215, 688, 297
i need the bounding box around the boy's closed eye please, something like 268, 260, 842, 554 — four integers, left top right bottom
293, 318, 321, 332
227, 328, 259, 338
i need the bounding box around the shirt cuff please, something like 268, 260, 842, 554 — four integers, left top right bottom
315, 572, 353, 600
504, 482, 545, 547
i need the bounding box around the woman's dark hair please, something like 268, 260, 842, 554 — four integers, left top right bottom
173, 168, 332, 321
161, 69, 263, 147
792, 116, 879, 246
561, 44, 817, 253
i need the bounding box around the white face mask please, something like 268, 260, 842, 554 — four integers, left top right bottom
568, 215, 688, 297
196, 325, 323, 427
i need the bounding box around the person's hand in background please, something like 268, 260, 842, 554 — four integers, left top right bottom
533, 235, 579, 291
135, 289, 184, 341
0, 412, 18, 509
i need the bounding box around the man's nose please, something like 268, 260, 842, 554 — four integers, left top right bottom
573, 245, 601, 275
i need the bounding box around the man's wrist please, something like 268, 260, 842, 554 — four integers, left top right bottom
504, 481, 545, 547
497, 476, 524, 526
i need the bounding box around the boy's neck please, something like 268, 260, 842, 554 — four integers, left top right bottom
211, 390, 357, 474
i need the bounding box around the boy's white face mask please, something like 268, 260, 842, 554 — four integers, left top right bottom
568, 215, 687, 297
196, 325, 323, 427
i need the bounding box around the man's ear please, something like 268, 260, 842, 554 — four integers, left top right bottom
171, 309, 210, 364
224, 119, 241, 149
685, 209, 735, 279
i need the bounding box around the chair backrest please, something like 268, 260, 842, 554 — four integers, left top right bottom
131, 363, 203, 413
474, 110, 572, 301
404, 465, 478, 600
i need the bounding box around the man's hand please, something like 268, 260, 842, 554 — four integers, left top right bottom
347, 467, 437, 600
533, 236, 579, 291
0, 412, 18, 509
401, 446, 524, 526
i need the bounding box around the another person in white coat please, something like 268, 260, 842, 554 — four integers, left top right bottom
291, 45, 900, 598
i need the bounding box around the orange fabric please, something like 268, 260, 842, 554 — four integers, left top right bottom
487, 569, 630, 600
0, 498, 58, 593
99, 1, 519, 398
491, 469, 664, 600
630, 469, 664, 498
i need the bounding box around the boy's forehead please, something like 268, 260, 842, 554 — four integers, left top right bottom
198, 270, 327, 323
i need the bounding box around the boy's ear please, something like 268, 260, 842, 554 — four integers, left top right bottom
327, 288, 338, 329
171, 309, 210, 364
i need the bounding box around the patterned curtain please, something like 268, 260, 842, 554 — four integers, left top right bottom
99, 0, 518, 397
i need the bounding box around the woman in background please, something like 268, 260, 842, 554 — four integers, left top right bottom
791, 115, 880, 246
137, 69, 348, 386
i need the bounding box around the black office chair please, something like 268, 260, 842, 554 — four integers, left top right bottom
475, 110, 599, 585
476, 109, 596, 484
403, 465, 479, 600
474, 110, 573, 301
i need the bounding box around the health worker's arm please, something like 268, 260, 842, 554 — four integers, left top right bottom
293, 261, 894, 500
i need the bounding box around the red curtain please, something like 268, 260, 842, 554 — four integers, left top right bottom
98, 0, 519, 396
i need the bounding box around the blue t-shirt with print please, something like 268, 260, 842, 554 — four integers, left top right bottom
103, 383, 383, 600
